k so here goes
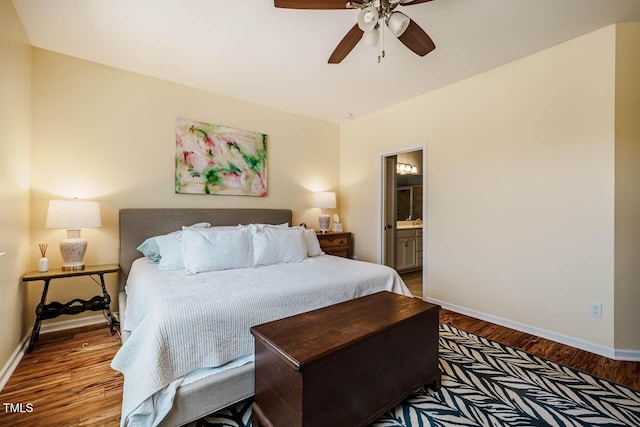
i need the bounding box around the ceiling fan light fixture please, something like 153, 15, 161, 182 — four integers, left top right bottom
363, 26, 379, 47
357, 6, 379, 31
387, 11, 410, 37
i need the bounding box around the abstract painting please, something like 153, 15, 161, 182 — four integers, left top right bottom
175, 118, 267, 196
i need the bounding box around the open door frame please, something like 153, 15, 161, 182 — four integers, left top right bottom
378, 143, 427, 299
383, 155, 397, 269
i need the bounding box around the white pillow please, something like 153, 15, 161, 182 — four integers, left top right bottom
181, 222, 213, 230
250, 224, 307, 266
250, 222, 289, 229
137, 222, 211, 263
156, 232, 184, 270
156, 224, 239, 270
182, 228, 253, 274
303, 229, 324, 257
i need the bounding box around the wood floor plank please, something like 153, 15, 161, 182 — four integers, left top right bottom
1, 372, 72, 395
1, 296, 637, 426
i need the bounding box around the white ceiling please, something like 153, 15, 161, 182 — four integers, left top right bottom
12, 0, 640, 124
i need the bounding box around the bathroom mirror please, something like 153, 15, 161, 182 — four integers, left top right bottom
397, 185, 422, 221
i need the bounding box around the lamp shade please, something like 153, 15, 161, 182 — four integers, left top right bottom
363, 26, 380, 47
312, 192, 336, 209
357, 7, 379, 32
46, 200, 102, 229
388, 12, 410, 37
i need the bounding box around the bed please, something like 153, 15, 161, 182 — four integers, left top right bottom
114, 208, 412, 427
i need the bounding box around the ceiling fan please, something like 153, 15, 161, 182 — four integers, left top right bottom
274, 0, 436, 64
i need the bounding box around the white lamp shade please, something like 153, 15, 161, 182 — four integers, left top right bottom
312, 191, 337, 209
46, 200, 102, 229
357, 7, 379, 32
388, 12, 410, 37
363, 26, 380, 47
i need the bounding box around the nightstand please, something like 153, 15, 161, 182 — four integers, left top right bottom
316, 231, 352, 258
22, 264, 120, 353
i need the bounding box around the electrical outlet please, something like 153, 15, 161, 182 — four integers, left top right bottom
589, 302, 602, 318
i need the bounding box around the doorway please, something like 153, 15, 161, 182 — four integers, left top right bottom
379, 145, 426, 299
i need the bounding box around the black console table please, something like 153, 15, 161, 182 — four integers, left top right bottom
22, 264, 120, 353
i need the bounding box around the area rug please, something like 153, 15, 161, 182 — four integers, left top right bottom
189, 323, 640, 427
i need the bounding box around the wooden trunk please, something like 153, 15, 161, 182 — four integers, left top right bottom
250, 291, 441, 427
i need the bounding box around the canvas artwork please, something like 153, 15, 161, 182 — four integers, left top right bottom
175, 118, 268, 196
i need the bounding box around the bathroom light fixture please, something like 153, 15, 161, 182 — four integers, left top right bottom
397, 162, 418, 175
46, 199, 102, 271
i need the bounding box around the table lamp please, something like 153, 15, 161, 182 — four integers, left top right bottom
312, 191, 336, 233
45, 199, 102, 271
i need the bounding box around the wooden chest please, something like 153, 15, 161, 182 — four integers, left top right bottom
250, 291, 441, 427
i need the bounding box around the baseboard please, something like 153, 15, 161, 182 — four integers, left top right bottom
427, 297, 639, 361
0, 313, 118, 392
614, 348, 640, 362
0, 333, 30, 392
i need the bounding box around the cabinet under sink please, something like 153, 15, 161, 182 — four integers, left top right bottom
396, 227, 423, 272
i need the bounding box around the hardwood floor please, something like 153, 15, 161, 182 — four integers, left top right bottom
0, 324, 123, 426
401, 270, 422, 298
1, 304, 638, 426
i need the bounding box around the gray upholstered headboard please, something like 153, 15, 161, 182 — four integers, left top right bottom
118, 208, 292, 290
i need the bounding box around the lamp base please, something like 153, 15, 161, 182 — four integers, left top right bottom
62, 264, 85, 272
60, 237, 87, 271
318, 213, 330, 233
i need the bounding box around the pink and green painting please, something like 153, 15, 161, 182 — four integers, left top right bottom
175, 118, 268, 196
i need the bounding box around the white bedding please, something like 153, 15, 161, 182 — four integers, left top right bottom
112, 255, 412, 426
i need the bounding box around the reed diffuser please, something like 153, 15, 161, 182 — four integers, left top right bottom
38, 243, 48, 272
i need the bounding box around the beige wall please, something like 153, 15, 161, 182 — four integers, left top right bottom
614, 23, 640, 351
341, 27, 617, 347
0, 0, 31, 368
29, 49, 340, 326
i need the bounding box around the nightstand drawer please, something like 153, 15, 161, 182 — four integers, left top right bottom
325, 248, 350, 258
316, 232, 353, 259
320, 236, 349, 248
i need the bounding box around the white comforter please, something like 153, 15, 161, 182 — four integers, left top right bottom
112, 255, 412, 425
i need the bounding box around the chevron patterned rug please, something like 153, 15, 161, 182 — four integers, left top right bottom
190, 323, 640, 427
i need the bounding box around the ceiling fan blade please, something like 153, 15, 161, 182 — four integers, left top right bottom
328, 24, 364, 64
274, 0, 348, 9
397, 19, 435, 56
399, 0, 434, 5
